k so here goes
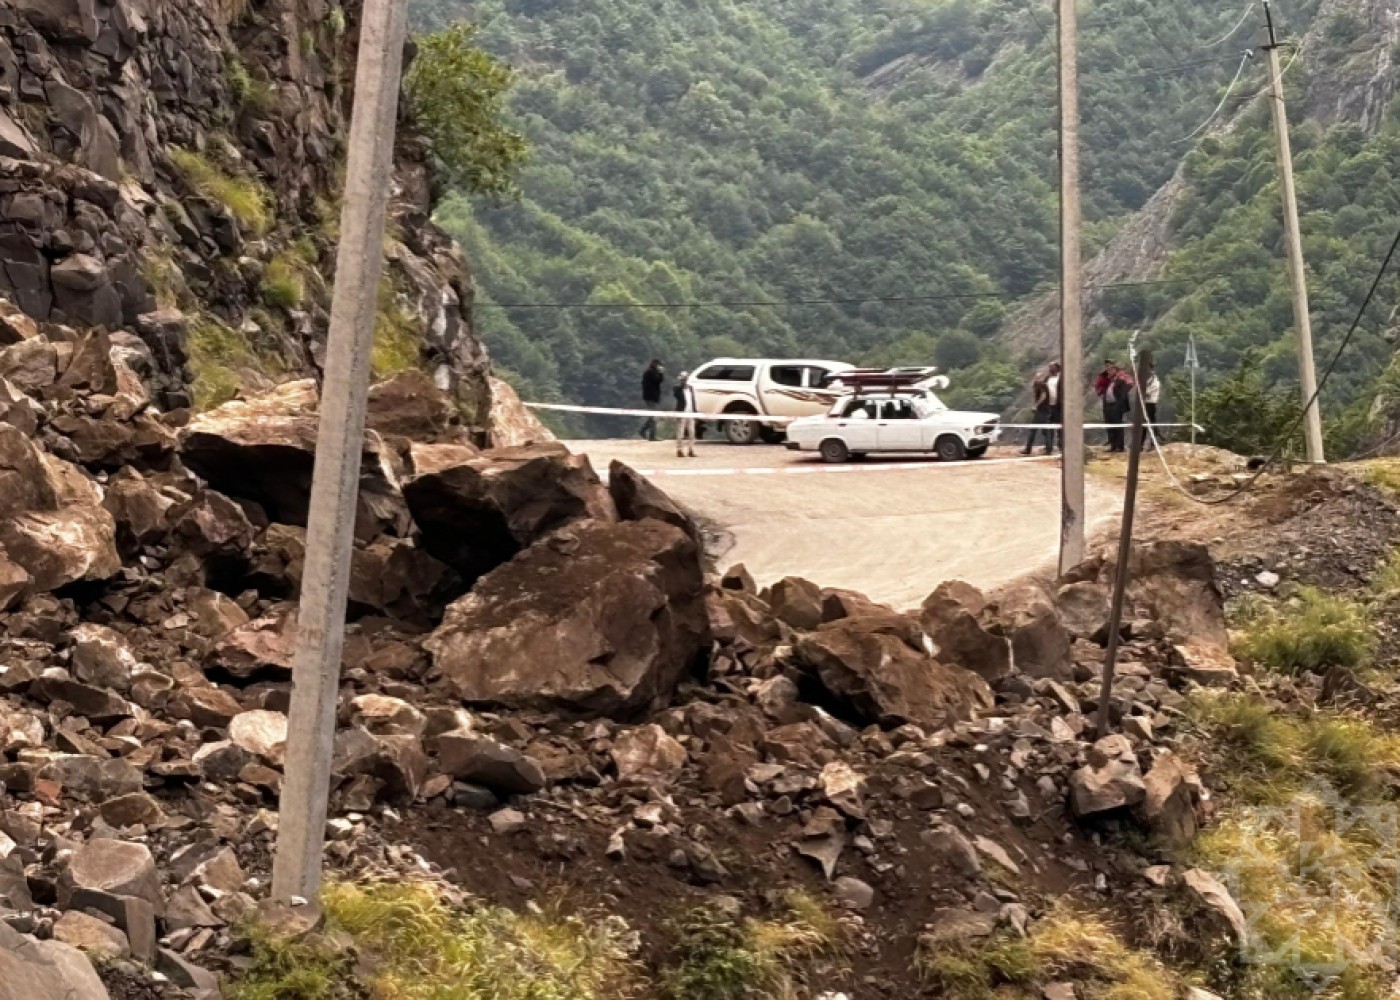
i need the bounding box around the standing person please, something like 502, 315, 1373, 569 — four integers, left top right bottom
1022, 362, 1062, 455
1105, 364, 1135, 453
1096, 360, 1121, 452
674, 370, 696, 458
1044, 360, 1062, 454
1141, 358, 1162, 444
640, 359, 664, 441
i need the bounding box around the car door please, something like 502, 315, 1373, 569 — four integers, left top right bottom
832, 399, 879, 451
876, 399, 924, 451
761, 365, 809, 417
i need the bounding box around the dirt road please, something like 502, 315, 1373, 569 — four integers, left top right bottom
572, 440, 1124, 609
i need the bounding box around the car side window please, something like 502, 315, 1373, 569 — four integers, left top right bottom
803, 366, 834, 388
696, 365, 756, 382
842, 400, 872, 418
770, 366, 804, 387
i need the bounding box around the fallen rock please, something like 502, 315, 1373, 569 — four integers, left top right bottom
1069, 734, 1146, 817
608, 460, 699, 544
180, 380, 407, 540
53, 910, 129, 959
999, 584, 1073, 680
1141, 753, 1203, 848
0, 507, 120, 593
0, 922, 111, 1000
430, 733, 546, 794
921, 581, 1010, 683
229, 710, 289, 761
1181, 868, 1249, 947
794, 616, 993, 729
1054, 580, 1112, 640
768, 576, 824, 632
426, 520, 707, 719
403, 442, 616, 582
819, 761, 865, 819
60, 839, 163, 913
69, 624, 140, 692
99, 792, 165, 830
611, 724, 688, 784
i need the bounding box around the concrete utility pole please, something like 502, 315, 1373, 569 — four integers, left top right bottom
1262, 1, 1325, 463
1057, 0, 1086, 574
271, 0, 410, 902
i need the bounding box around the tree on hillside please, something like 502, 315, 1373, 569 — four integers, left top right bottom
404, 23, 528, 199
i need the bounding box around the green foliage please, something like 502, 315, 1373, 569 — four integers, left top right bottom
416, 0, 1325, 425
225, 56, 276, 110
1170, 353, 1301, 458
404, 23, 527, 198
661, 893, 837, 1000
168, 147, 272, 235
187, 316, 252, 410
934, 330, 983, 371
373, 277, 424, 377
1232, 587, 1373, 675
230, 881, 641, 1000
260, 254, 305, 310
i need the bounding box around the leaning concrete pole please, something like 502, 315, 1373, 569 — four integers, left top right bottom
272, 0, 409, 902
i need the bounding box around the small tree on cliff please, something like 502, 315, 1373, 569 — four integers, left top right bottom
404, 23, 527, 199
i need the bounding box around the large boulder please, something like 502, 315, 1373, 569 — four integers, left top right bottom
793, 616, 993, 729
1069, 735, 1146, 817
487, 375, 554, 448
608, 460, 700, 545
425, 519, 707, 719
403, 442, 616, 583
0, 923, 110, 1000
998, 583, 1073, 680
365, 370, 456, 441
179, 381, 408, 541
920, 581, 1010, 683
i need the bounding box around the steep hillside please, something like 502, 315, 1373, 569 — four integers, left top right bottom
0, 0, 494, 423
413, 0, 1322, 426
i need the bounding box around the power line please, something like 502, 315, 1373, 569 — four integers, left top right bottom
1174, 49, 1256, 144
1141, 224, 1400, 505
1196, 1, 1257, 47
471, 276, 1211, 311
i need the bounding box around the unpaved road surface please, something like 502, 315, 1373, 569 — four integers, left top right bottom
572, 440, 1124, 609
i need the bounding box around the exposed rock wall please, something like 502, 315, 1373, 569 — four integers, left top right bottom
0, 0, 491, 420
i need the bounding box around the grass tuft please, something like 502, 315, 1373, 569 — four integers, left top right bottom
915, 905, 1177, 1000
372, 277, 424, 377
231, 880, 641, 1000
661, 891, 839, 1000
168, 147, 272, 235
1232, 587, 1373, 675
260, 254, 305, 310
187, 316, 252, 410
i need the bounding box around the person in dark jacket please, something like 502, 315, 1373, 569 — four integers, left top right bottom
1022, 361, 1061, 455
640, 359, 664, 441
1103, 364, 1135, 453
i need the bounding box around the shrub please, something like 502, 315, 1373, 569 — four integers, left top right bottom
403, 23, 527, 198
187, 316, 251, 410
1169, 351, 1300, 458
1232, 588, 1373, 675
168, 147, 272, 235
225, 56, 276, 110
372, 278, 423, 377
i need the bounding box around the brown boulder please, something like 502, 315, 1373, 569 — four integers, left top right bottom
608, 460, 700, 544
366, 370, 455, 440
998, 583, 1073, 680
1070, 735, 1146, 816
611, 724, 688, 784
0, 546, 30, 612
920, 581, 1010, 683
0, 506, 120, 593
60, 839, 163, 913
1054, 580, 1113, 640
1140, 752, 1204, 848
211, 612, 297, 682
768, 577, 824, 631
487, 375, 554, 447
794, 616, 993, 729
403, 442, 616, 583
430, 733, 545, 794
102, 468, 180, 547
179, 381, 408, 541
426, 519, 707, 719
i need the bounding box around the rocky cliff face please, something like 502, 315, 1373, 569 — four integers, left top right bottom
0, 0, 492, 421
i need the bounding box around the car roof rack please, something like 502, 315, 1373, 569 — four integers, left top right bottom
829, 368, 945, 395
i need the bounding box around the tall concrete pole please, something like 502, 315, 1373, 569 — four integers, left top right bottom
271, 0, 409, 902
1263, 1, 1325, 462
1057, 0, 1086, 574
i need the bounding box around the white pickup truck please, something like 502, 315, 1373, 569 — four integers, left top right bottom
688, 358, 854, 444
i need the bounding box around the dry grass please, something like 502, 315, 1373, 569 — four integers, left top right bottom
1232, 587, 1373, 675
231, 880, 643, 1000
915, 904, 1180, 1000
168, 147, 272, 235
372, 277, 424, 377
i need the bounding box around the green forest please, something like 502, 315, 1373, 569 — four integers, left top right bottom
409, 0, 1398, 444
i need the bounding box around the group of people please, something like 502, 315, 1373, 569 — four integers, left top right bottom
1024, 358, 1161, 454
640, 359, 701, 457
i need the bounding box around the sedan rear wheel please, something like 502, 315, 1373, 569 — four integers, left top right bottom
820, 438, 851, 464
935, 435, 967, 462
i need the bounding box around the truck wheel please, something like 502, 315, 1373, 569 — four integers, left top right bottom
820, 439, 850, 464
725, 419, 760, 445
935, 435, 967, 462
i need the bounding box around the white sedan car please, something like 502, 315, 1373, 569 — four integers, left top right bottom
784, 390, 1001, 463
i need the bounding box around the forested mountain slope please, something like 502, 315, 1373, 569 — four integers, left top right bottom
407, 0, 1400, 440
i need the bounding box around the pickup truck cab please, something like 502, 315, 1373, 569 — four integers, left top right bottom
785, 389, 1001, 463
689, 358, 854, 444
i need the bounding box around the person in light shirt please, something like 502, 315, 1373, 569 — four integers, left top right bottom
1022, 360, 1061, 455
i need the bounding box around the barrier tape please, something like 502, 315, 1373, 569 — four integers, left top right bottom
608, 454, 1060, 478
525, 401, 1199, 433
